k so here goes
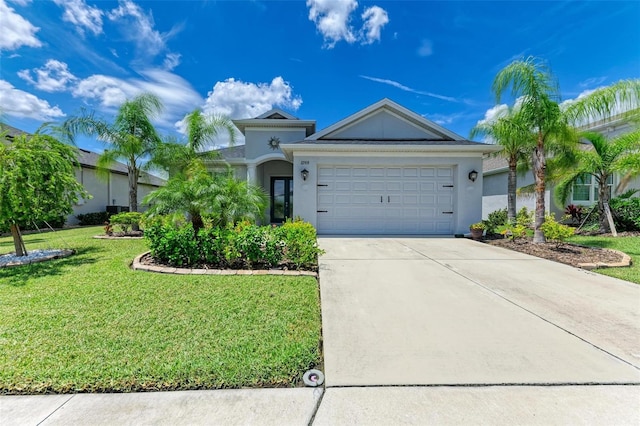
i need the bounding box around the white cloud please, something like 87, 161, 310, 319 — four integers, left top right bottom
0, 0, 41, 51
8, 0, 31, 5
307, 0, 358, 48
578, 76, 607, 88
360, 75, 459, 103
306, 0, 389, 48
201, 77, 302, 119
107, 0, 165, 57
163, 53, 181, 71
53, 0, 103, 36
0, 80, 65, 120
477, 103, 510, 126
71, 69, 202, 128
18, 59, 78, 92
417, 39, 433, 57
361, 6, 388, 44
72, 74, 138, 108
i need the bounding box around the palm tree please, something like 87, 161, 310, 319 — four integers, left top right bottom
555, 129, 640, 232
154, 109, 236, 178
471, 107, 533, 223
564, 79, 640, 126
144, 167, 267, 233
143, 168, 215, 233
492, 57, 574, 242
64, 93, 163, 212
209, 169, 267, 227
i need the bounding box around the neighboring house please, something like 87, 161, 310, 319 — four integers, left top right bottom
1, 124, 166, 225
211, 98, 499, 235
482, 115, 640, 218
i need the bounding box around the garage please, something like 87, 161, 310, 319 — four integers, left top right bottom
280, 99, 499, 235
316, 165, 455, 234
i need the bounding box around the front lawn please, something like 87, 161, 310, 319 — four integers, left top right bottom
568, 235, 640, 284
0, 227, 321, 394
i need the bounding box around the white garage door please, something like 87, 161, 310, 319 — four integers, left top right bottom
317, 166, 455, 234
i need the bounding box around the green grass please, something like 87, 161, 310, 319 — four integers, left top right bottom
568, 235, 640, 284
0, 227, 321, 394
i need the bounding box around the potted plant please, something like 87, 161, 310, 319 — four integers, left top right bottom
469, 222, 486, 240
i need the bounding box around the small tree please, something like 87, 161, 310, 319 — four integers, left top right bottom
0, 134, 89, 256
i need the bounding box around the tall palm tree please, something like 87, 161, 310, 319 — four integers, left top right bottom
471, 107, 533, 223
64, 93, 163, 212
555, 130, 640, 232
492, 57, 574, 242
564, 79, 640, 126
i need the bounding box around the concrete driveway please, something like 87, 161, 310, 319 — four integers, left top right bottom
316, 237, 640, 422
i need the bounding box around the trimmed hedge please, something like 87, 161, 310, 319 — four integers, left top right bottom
77, 212, 111, 226
144, 218, 324, 270
610, 197, 640, 231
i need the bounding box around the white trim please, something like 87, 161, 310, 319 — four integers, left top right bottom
307, 98, 464, 141
281, 143, 500, 161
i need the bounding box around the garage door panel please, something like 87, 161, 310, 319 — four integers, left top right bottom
370, 181, 385, 191
317, 166, 454, 235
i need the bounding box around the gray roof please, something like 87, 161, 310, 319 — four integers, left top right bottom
1, 123, 29, 141
216, 144, 246, 160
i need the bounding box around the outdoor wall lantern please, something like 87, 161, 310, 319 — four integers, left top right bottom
301, 168, 309, 181
468, 170, 478, 182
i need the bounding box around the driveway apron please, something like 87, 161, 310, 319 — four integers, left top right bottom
318, 237, 640, 388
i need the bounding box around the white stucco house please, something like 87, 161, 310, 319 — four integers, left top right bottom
482, 115, 640, 218
212, 99, 500, 235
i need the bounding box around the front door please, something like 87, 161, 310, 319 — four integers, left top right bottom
271, 177, 293, 223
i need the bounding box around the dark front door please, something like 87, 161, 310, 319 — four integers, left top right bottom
271, 177, 293, 223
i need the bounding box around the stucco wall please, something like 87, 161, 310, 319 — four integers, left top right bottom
67, 167, 161, 225
291, 153, 484, 235
331, 110, 441, 139
244, 128, 307, 161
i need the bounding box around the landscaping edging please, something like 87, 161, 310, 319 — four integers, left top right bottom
577, 249, 632, 270
132, 252, 318, 277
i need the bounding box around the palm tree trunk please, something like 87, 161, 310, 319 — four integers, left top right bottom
532, 136, 546, 243
10, 224, 27, 257
507, 158, 518, 223
128, 165, 138, 213
598, 176, 610, 233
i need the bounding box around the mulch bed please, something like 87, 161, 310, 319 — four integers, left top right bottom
484, 235, 627, 267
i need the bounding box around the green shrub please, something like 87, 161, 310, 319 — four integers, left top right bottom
610, 197, 640, 232
144, 220, 199, 267
541, 214, 575, 247
110, 212, 143, 233
498, 224, 528, 241
516, 207, 533, 228
483, 208, 508, 234
280, 219, 325, 269
76, 211, 111, 226
144, 216, 322, 270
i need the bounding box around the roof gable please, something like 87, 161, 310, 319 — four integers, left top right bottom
307, 98, 464, 141
256, 108, 298, 120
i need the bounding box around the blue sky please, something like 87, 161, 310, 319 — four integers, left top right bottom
1, 0, 639, 152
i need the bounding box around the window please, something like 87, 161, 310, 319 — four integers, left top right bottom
571, 174, 613, 204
